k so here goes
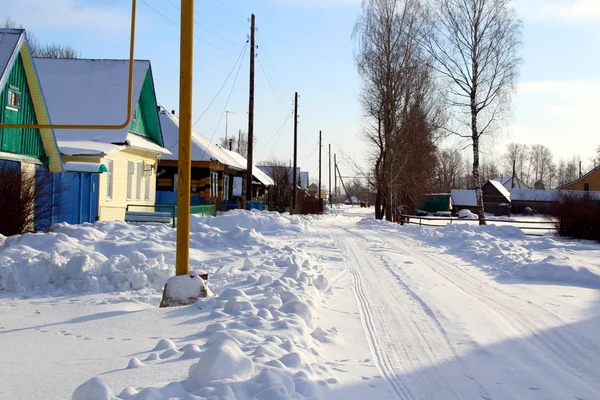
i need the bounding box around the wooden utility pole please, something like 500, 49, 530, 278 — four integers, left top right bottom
175, 0, 194, 276
511, 160, 516, 189
318, 131, 322, 202
245, 14, 256, 202
328, 144, 332, 205
336, 163, 350, 203
238, 129, 241, 153
292, 92, 298, 211
334, 153, 337, 205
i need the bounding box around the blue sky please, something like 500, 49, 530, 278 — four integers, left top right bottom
3, 0, 600, 183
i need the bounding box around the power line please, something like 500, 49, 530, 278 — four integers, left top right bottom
204, 0, 247, 24
167, 43, 246, 154
257, 55, 289, 110
199, 43, 247, 159
257, 107, 294, 155
139, 0, 238, 54
256, 32, 291, 99
164, 0, 239, 45
193, 41, 248, 126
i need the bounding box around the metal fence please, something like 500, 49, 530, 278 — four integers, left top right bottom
125, 204, 216, 228
400, 214, 557, 236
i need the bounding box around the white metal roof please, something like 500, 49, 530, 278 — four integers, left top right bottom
0, 29, 24, 93
487, 179, 511, 201
58, 141, 125, 157
220, 147, 274, 186
159, 109, 243, 168
34, 58, 163, 150
159, 109, 274, 186
451, 189, 477, 207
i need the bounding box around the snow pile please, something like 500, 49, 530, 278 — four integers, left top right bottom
414, 224, 600, 288
72, 244, 335, 399
193, 209, 306, 234
0, 211, 305, 295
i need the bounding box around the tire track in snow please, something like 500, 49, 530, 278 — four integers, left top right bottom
330, 228, 415, 400
341, 227, 493, 400
373, 229, 600, 396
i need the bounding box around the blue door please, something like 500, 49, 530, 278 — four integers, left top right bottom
53, 172, 100, 225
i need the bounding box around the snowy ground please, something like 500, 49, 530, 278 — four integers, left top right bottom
1, 207, 599, 399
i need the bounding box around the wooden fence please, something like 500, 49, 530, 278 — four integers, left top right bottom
400, 214, 557, 236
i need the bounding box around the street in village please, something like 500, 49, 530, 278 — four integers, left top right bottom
1, 207, 599, 399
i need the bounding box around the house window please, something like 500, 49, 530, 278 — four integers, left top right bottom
107, 160, 114, 200
223, 176, 230, 201
136, 162, 143, 200
145, 168, 151, 200
210, 172, 219, 198
127, 161, 134, 200
7, 88, 21, 109
584, 183, 590, 192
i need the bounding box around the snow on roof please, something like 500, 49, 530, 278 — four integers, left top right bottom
451, 189, 477, 207
493, 176, 511, 185
34, 58, 150, 144
159, 109, 274, 186
63, 162, 108, 173
510, 189, 558, 202
58, 141, 125, 157
220, 147, 274, 186
511, 189, 600, 202
159, 109, 242, 167
487, 179, 511, 201
126, 133, 171, 155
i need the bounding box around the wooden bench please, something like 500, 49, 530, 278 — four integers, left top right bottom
124, 211, 172, 225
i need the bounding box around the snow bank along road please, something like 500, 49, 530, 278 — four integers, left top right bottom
319, 207, 600, 399
1, 207, 599, 399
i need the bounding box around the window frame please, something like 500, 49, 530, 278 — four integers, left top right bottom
144, 167, 151, 201
106, 160, 114, 200
126, 161, 134, 200
223, 175, 230, 201
136, 162, 143, 200
210, 172, 219, 198
7, 88, 21, 110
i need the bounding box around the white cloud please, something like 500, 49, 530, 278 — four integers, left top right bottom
516, 0, 600, 22
503, 80, 600, 163
2, 0, 129, 32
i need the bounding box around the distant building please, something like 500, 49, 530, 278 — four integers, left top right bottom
559, 165, 600, 192
256, 165, 308, 189
492, 176, 530, 190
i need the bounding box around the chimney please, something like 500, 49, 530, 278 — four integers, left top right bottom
171, 110, 175, 115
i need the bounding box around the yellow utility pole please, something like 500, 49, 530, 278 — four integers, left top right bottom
176, 0, 194, 276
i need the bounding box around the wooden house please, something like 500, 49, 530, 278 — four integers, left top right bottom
451, 180, 512, 216
0, 29, 64, 232
559, 165, 600, 192
158, 108, 273, 207
35, 58, 170, 221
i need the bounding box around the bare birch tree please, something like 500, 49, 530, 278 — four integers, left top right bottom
2, 17, 79, 59
424, 0, 521, 224
354, 0, 442, 221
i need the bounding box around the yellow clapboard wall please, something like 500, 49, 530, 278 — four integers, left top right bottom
62, 147, 159, 221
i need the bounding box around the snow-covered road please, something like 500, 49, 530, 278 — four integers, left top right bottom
319, 208, 600, 399
1, 207, 599, 399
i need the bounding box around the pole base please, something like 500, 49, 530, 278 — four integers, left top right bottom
159, 272, 210, 308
